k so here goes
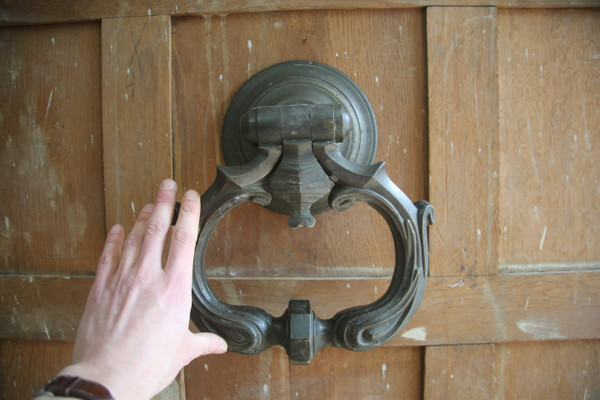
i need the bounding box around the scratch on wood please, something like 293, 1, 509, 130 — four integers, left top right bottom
447, 279, 464, 288
32, 277, 40, 296
516, 319, 566, 340
41, 320, 50, 339
442, 35, 459, 97
43, 87, 54, 128
125, 70, 135, 100
461, 14, 495, 28
128, 18, 148, 74
525, 114, 542, 190
539, 225, 547, 250
401, 326, 427, 341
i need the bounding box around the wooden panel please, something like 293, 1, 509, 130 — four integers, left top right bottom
198, 272, 600, 346
424, 341, 600, 399
427, 7, 499, 277
2, 0, 599, 27
102, 15, 173, 232
496, 340, 600, 399
0, 339, 73, 399
0, 275, 90, 341
100, 17, 184, 400
185, 347, 290, 399
497, 9, 600, 269
291, 347, 423, 399
172, 9, 427, 278
202, 203, 397, 278
0, 22, 105, 274
424, 344, 495, 400
185, 339, 422, 400
3, 272, 598, 346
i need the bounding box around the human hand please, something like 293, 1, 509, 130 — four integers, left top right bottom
57, 179, 227, 399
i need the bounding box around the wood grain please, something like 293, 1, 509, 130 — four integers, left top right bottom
102, 15, 173, 233
424, 344, 495, 400
2, 0, 599, 26
427, 7, 500, 277
184, 347, 291, 400
424, 341, 600, 399
291, 346, 423, 399
172, 9, 427, 278
99, 18, 185, 399
497, 9, 600, 269
0, 339, 72, 399
184, 332, 423, 400
0, 22, 105, 274
1, 8, 598, 400
2, 271, 598, 346
495, 340, 600, 399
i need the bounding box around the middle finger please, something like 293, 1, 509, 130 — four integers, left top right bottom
137, 179, 178, 270
117, 203, 154, 276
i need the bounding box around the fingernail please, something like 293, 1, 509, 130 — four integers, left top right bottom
217, 341, 228, 353
184, 189, 199, 200
109, 225, 122, 234
161, 179, 176, 190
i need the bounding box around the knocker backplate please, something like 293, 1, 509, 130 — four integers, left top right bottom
222, 60, 378, 178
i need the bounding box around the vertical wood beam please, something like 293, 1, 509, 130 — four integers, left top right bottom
0, 22, 105, 274
101, 15, 180, 400
424, 344, 496, 400
424, 341, 600, 399
184, 348, 291, 399
290, 347, 424, 399
102, 15, 173, 232
497, 9, 600, 268
427, 7, 499, 277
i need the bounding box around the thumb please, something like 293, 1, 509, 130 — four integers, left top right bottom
185, 332, 228, 361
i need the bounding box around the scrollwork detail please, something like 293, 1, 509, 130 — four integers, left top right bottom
328, 186, 426, 351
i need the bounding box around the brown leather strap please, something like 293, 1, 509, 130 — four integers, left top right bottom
34, 375, 114, 400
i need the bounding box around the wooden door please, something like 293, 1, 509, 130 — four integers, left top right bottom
1, 2, 599, 399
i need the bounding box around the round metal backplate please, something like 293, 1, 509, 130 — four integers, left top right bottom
222, 61, 378, 168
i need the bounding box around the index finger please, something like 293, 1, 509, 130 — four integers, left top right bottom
164, 189, 201, 282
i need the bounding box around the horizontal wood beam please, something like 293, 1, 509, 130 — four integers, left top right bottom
1, 0, 598, 26
2, 271, 598, 346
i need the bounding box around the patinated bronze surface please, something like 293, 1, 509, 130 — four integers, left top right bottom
176, 61, 433, 364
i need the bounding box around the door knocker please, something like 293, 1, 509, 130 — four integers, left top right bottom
175, 61, 433, 364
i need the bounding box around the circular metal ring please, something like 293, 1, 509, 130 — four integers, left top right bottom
189, 60, 433, 364
190, 145, 433, 363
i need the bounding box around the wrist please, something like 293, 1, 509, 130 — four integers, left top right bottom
56, 365, 122, 399
33, 375, 114, 400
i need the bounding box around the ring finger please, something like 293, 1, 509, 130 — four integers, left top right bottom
116, 203, 154, 277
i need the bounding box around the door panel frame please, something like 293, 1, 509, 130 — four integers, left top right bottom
1, 5, 598, 400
